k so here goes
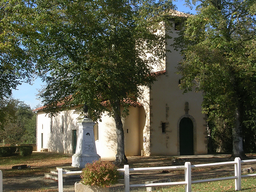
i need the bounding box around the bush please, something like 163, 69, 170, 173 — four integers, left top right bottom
18, 146, 33, 156
0, 146, 16, 157
81, 160, 119, 188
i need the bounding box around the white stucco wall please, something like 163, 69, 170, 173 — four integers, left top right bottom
96, 106, 144, 159
149, 20, 207, 155
36, 106, 144, 159
36, 112, 51, 151
96, 113, 117, 159
36, 108, 81, 154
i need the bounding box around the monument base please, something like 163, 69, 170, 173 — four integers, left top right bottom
72, 153, 100, 168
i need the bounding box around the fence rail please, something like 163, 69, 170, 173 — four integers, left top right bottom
56, 157, 256, 192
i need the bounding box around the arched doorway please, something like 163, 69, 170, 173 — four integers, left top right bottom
179, 117, 194, 155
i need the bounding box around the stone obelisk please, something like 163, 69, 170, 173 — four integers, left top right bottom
72, 105, 100, 168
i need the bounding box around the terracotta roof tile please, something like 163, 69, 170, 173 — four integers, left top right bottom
168, 9, 192, 18
152, 70, 166, 76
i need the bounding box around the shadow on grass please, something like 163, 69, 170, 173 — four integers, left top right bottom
2, 163, 71, 177
0, 152, 72, 177
0, 152, 71, 166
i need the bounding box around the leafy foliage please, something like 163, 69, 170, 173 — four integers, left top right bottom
207, 118, 233, 153
18, 146, 33, 156
0, 0, 35, 100
0, 146, 33, 157
0, 146, 16, 157
175, 0, 256, 155
0, 99, 36, 145
81, 160, 119, 188
6, 0, 174, 163
29, 0, 173, 117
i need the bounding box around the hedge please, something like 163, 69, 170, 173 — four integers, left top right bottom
18, 146, 33, 156
0, 146, 33, 157
0, 146, 17, 157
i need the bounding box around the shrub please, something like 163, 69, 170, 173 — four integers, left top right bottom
81, 160, 119, 188
18, 146, 33, 156
0, 146, 16, 157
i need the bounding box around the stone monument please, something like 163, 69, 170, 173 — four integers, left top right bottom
72, 105, 100, 168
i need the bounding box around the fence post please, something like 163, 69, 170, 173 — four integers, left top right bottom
124, 164, 130, 192
57, 168, 63, 192
234, 157, 241, 190
0, 170, 2, 192
185, 162, 191, 192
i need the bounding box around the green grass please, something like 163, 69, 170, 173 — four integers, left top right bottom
149, 177, 256, 192
0, 152, 71, 166
0, 152, 71, 177
9, 177, 256, 192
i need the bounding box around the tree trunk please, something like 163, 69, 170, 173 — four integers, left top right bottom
111, 100, 128, 165
232, 106, 246, 159
230, 70, 246, 159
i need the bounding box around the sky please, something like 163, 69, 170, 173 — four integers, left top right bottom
11, 0, 198, 110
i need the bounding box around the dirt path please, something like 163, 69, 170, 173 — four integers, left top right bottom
2, 154, 256, 191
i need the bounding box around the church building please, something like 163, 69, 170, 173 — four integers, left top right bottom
35, 10, 207, 159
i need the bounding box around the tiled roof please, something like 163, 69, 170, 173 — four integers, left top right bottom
33, 95, 73, 112
33, 101, 70, 112
33, 105, 45, 112
101, 99, 142, 107
168, 9, 192, 18
34, 97, 142, 112
152, 70, 166, 76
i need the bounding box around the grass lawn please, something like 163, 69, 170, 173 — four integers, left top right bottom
0, 152, 72, 177
152, 177, 256, 191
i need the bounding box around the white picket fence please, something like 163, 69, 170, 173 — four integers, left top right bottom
57, 168, 82, 192
56, 157, 256, 192
1, 158, 255, 192
0, 170, 3, 192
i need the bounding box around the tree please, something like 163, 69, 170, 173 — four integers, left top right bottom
0, 99, 36, 145
16, 102, 36, 144
176, 0, 256, 158
8, 0, 174, 164
0, 98, 17, 130
0, 0, 36, 129
0, 1, 35, 99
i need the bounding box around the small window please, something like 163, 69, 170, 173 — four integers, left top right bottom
175, 21, 182, 31
50, 116, 53, 133
61, 115, 64, 133
162, 122, 166, 133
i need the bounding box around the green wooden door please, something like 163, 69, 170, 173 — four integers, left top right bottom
72, 130, 77, 154
179, 117, 194, 155
41, 133, 43, 149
